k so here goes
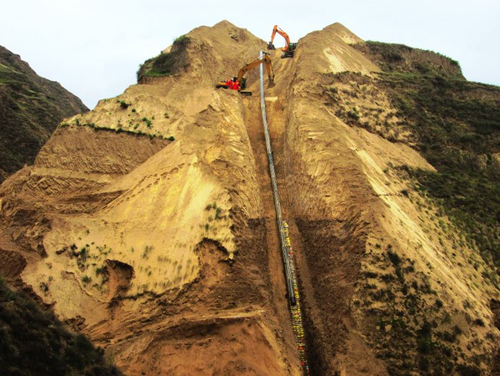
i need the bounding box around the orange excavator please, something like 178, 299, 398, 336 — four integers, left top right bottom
267, 25, 297, 58
215, 52, 275, 96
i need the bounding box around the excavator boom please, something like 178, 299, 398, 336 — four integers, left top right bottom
267, 25, 297, 58
236, 54, 274, 84
215, 52, 274, 95
268, 25, 290, 51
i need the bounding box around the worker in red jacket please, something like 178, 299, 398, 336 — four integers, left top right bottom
230, 77, 239, 90
223, 77, 240, 90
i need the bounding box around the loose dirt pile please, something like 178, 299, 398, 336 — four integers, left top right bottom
1, 20, 499, 375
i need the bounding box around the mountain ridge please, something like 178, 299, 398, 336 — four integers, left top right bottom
1, 20, 500, 375
0, 45, 88, 182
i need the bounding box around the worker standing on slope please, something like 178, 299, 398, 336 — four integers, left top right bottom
231, 77, 239, 90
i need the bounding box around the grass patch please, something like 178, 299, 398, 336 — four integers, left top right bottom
351, 41, 500, 269
354, 41, 463, 79
117, 100, 130, 109
68, 121, 174, 141
378, 74, 500, 267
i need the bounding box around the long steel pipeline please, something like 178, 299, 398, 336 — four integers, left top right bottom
259, 51, 296, 306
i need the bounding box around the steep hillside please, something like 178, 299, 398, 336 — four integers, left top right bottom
0, 45, 87, 182
0, 21, 299, 375
283, 28, 500, 374
0, 276, 120, 375
354, 41, 500, 269
1, 20, 500, 376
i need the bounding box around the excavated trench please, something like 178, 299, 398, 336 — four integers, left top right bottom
243, 51, 311, 375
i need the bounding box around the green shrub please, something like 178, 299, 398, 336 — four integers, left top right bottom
387, 250, 401, 266
416, 321, 433, 354
0, 275, 120, 374
117, 100, 130, 109
174, 35, 188, 44
82, 275, 91, 284
347, 109, 360, 121
215, 207, 222, 219
137, 36, 190, 81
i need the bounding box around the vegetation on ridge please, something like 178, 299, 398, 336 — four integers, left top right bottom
321, 42, 500, 374
137, 35, 190, 81
380, 73, 500, 273
371, 47, 500, 272
355, 41, 463, 79
0, 45, 87, 182
0, 276, 120, 375
338, 42, 500, 273
63, 101, 176, 142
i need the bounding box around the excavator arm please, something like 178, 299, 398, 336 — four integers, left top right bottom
236, 54, 274, 85
267, 25, 297, 58
268, 25, 291, 51
215, 52, 274, 95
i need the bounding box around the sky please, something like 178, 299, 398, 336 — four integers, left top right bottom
1, 0, 499, 109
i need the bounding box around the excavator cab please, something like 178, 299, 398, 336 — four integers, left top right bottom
282, 43, 297, 58
267, 25, 296, 58
239, 77, 248, 90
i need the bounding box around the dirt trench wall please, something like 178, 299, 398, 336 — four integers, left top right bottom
284, 86, 381, 374
280, 22, 500, 375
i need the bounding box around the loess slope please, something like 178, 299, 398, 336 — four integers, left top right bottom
0, 20, 299, 375
280, 24, 500, 375
1, 20, 500, 376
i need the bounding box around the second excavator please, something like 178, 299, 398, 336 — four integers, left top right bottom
267, 25, 297, 58
215, 52, 275, 96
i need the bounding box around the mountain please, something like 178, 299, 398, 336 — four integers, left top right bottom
1, 20, 500, 375
0, 45, 88, 182
0, 276, 120, 375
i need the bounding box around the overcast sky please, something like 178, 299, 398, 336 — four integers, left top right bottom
2, 0, 499, 109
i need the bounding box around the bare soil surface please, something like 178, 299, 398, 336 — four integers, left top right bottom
1, 20, 499, 376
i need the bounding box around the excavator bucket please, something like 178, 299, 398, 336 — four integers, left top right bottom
267, 42, 276, 50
